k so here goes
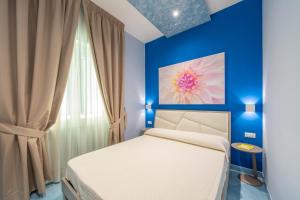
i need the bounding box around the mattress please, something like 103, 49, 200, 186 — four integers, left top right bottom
65, 128, 230, 200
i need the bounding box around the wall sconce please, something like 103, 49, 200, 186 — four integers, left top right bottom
246, 104, 255, 113
145, 104, 152, 110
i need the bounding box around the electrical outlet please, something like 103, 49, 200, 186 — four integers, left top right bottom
147, 121, 153, 125
245, 132, 256, 138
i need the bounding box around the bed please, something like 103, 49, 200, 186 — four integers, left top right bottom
62, 110, 231, 200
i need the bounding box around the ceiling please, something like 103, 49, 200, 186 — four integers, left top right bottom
127, 0, 211, 38
91, 0, 241, 43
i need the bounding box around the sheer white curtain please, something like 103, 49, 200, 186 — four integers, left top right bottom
47, 13, 109, 180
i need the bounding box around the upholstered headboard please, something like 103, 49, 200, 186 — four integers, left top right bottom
154, 110, 231, 141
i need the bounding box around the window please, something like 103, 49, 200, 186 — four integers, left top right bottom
49, 14, 109, 177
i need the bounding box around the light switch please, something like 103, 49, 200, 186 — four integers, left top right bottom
245, 132, 256, 138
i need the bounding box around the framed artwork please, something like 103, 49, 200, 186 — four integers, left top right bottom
159, 52, 225, 104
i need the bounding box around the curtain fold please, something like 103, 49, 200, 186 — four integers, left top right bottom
0, 0, 80, 199
82, 0, 126, 145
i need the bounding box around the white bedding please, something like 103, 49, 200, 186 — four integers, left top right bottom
66, 128, 230, 200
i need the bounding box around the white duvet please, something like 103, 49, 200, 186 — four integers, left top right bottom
66, 128, 230, 200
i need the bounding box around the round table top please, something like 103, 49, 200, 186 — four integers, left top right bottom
231, 143, 263, 153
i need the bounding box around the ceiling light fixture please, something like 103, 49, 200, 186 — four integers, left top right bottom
172, 10, 179, 18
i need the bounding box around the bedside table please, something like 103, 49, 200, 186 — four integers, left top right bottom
231, 142, 263, 187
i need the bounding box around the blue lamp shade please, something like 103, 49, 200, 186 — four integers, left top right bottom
245, 104, 255, 112
145, 104, 152, 110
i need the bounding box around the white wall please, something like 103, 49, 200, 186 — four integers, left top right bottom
263, 1, 300, 199
124, 32, 145, 140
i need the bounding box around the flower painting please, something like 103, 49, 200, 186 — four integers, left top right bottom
159, 52, 225, 104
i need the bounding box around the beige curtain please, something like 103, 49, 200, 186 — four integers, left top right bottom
0, 0, 80, 199
82, 0, 126, 144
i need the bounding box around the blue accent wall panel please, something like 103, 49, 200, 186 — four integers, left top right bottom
145, 0, 263, 170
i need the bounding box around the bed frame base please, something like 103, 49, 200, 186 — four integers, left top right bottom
221, 168, 229, 200
62, 172, 229, 200
62, 177, 80, 200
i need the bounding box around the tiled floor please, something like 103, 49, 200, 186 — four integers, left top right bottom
30, 183, 63, 200
227, 170, 269, 200
31, 169, 270, 200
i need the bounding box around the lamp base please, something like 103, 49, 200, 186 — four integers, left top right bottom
238, 174, 263, 187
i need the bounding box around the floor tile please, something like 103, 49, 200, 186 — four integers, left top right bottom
30, 183, 63, 200
227, 170, 270, 200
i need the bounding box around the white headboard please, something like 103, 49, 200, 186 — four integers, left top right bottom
154, 110, 231, 141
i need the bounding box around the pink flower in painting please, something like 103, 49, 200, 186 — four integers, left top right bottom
159, 53, 225, 104
175, 70, 199, 93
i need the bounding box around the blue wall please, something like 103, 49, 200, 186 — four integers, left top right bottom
145, 0, 263, 170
